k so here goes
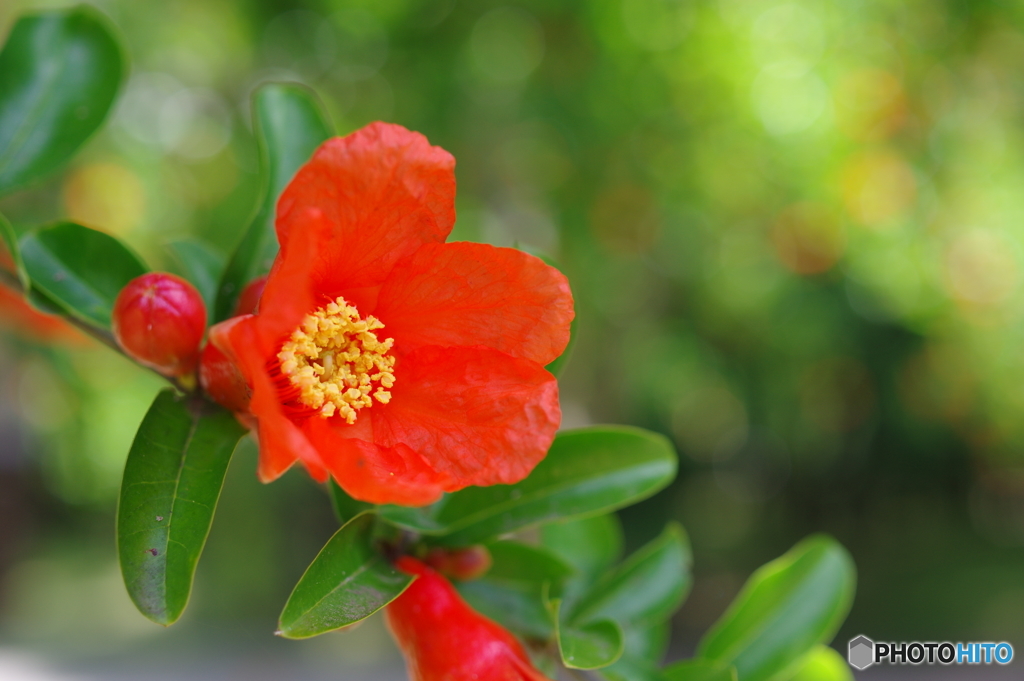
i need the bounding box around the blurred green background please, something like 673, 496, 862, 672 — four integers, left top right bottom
2, 0, 1024, 677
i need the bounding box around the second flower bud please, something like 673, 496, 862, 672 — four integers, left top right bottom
112, 272, 206, 380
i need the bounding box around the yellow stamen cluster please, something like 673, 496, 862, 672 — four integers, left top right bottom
278, 297, 395, 423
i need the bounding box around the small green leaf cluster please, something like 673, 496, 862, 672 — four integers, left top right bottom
0, 7, 859, 681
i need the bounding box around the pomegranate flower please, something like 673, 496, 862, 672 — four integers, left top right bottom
211, 122, 573, 506
386, 557, 553, 681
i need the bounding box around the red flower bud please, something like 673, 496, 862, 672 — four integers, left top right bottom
112, 273, 206, 378
425, 545, 493, 581
232, 275, 267, 317
386, 557, 553, 681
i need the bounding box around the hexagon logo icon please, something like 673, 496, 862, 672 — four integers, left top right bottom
849, 635, 875, 670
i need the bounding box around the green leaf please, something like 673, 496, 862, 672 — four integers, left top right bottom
569, 523, 691, 627
166, 239, 224, 318
215, 83, 332, 321
783, 646, 852, 681
19, 221, 147, 329
454, 541, 570, 640
551, 599, 624, 670
485, 540, 575, 585
698, 535, 856, 681
662, 660, 738, 681
0, 211, 28, 288
278, 513, 411, 638
458, 578, 555, 639
540, 512, 623, 585
327, 478, 372, 525
117, 390, 246, 625
600, 659, 664, 681
378, 426, 678, 546
0, 6, 125, 195
600, 622, 670, 680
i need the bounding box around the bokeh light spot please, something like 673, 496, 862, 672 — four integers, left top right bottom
835, 68, 907, 142
62, 163, 146, 236
751, 2, 826, 78
622, 0, 695, 52
589, 184, 661, 254
469, 7, 544, 83
752, 70, 829, 136
944, 229, 1020, 307
839, 149, 917, 228
770, 201, 845, 275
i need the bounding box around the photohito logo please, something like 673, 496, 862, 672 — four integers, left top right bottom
848, 635, 1013, 670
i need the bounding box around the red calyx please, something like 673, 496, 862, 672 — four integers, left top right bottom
112, 273, 206, 378
199, 341, 251, 413
425, 545, 493, 581
386, 557, 553, 681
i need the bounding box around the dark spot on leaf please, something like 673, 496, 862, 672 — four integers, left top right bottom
147, 548, 159, 556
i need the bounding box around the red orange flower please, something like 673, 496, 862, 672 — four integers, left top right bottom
386, 557, 553, 681
211, 122, 573, 506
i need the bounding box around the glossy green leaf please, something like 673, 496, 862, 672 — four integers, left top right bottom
215, 83, 332, 321
698, 535, 856, 681
599, 622, 671, 681
662, 660, 738, 681
540, 512, 623, 585
455, 541, 570, 640
458, 578, 554, 639
784, 646, 853, 681
0, 6, 125, 194
569, 523, 691, 627
600, 659, 663, 681
278, 513, 411, 638
378, 426, 677, 546
0, 211, 27, 288
485, 540, 574, 585
551, 599, 624, 670
19, 221, 147, 329
327, 478, 372, 525
117, 390, 246, 625
166, 239, 224, 317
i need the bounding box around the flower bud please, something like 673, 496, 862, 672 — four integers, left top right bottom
425, 545, 492, 581
233, 275, 267, 317
112, 273, 206, 378
386, 557, 553, 681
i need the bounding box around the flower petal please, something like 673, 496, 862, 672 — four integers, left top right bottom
375, 242, 574, 365
303, 417, 450, 506
222, 318, 326, 483
276, 122, 456, 295
372, 346, 560, 487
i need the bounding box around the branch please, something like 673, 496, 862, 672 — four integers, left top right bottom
0, 266, 195, 394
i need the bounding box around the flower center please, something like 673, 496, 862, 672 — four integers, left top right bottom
277, 296, 395, 423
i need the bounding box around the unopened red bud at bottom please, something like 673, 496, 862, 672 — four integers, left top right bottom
112, 273, 206, 377
386, 557, 553, 681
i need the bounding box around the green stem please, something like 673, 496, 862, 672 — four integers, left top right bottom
0, 265, 195, 395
